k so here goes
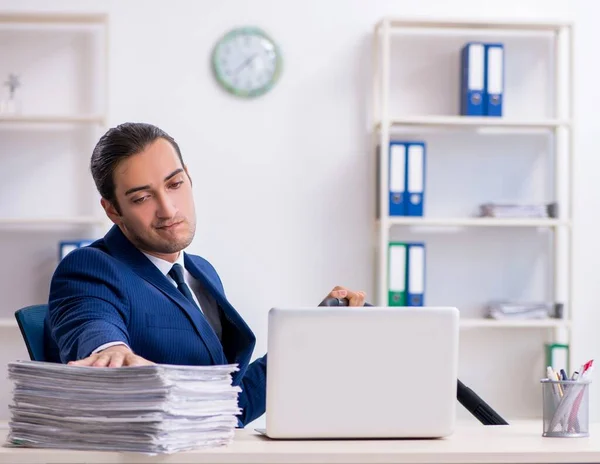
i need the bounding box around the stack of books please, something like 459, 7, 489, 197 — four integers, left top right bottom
6, 361, 241, 454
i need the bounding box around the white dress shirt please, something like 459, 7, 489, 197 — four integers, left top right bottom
92, 251, 204, 354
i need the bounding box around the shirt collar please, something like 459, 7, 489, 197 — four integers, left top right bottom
142, 251, 185, 277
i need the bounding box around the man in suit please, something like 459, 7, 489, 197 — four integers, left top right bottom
44, 122, 366, 426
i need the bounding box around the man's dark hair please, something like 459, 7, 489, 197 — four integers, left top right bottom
90, 122, 184, 214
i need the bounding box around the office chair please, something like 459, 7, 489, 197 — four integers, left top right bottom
14, 304, 48, 362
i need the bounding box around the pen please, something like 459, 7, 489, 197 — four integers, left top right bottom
546, 366, 556, 385
578, 360, 593, 378
560, 369, 569, 394
567, 360, 593, 433
554, 371, 564, 397
546, 366, 560, 403
581, 361, 594, 380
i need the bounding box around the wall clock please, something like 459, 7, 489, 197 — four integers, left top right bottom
211, 27, 283, 98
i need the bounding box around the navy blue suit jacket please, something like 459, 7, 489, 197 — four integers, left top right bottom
44, 225, 267, 426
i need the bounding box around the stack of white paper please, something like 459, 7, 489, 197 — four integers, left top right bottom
5, 360, 241, 454
486, 301, 554, 320
479, 203, 556, 219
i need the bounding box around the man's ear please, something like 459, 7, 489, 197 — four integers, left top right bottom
184, 165, 193, 186
100, 198, 122, 225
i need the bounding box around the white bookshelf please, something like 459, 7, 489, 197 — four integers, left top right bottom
372, 17, 573, 418
373, 16, 573, 310
0, 12, 108, 337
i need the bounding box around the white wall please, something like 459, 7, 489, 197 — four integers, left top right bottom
3, 0, 600, 428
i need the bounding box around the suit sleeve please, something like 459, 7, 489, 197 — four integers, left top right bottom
48, 247, 131, 363
237, 354, 267, 426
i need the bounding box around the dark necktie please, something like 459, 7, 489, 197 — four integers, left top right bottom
168, 263, 201, 311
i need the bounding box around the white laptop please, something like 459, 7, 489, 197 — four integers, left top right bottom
257, 306, 459, 439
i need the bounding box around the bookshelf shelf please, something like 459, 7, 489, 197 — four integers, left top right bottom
0, 114, 105, 125
379, 18, 571, 33
0, 13, 107, 25
0, 318, 17, 328
385, 217, 569, 228
376, 116, 570, 131
460, 319, 569, 329
0, 217, 105, 228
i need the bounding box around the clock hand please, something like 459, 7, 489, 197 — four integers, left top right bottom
233, 54, 258, 75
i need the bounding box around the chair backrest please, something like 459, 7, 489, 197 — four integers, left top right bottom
14, 304, 48, 362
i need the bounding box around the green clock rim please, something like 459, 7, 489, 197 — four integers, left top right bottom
211, 26, 283, 98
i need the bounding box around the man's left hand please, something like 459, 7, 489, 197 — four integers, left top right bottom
326, 286, 366, 306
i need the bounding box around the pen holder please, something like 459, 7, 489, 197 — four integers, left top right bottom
541, 378, 591, 438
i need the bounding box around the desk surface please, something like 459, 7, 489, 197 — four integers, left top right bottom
2, 420, 600, 464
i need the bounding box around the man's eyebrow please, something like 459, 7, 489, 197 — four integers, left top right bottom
164, 168, 183, 182
124, 169, 184, 196
125, 184, 151, 196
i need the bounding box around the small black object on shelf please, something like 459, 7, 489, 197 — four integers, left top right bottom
318, 296, 509, 426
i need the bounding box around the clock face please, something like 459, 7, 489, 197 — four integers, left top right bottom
211, 27, 282, 98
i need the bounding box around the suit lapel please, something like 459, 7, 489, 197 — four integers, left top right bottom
184, 254, 255, 379
104, 226, 224, 364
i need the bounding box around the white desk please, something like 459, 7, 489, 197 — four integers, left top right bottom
1, 421, 600, 463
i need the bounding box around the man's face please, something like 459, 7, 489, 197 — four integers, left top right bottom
102, 138, 196, 261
